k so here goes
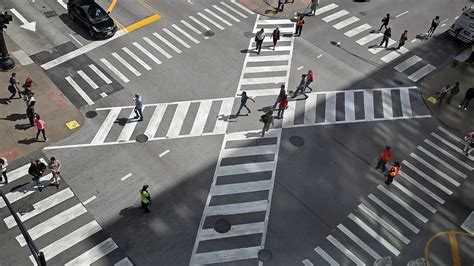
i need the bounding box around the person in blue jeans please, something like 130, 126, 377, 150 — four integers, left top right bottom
292, 74, 308, 99
235, 91, 255, 116
133, 93, 144, 121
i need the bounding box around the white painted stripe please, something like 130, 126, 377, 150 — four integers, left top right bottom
89, 64, 112, 84
326, 235, 365, 265
189, 16, 211, 30
322, 10, 349, 22
246, 54, 291, 62
437, 126, 464, 143
213, 5, 239, 22
65, 238, 118, 266
257, 19, 293, 25
337, 223, 382, 260
378, 185, 428, 223
245, 88, 284, 97
181, 20, 202, 35
356, 33, 383, 45
380, 51, 401, 63
189, 100, 212, 136
0, 158, 46, 185
83, 195, 97, 205
344, 23, 371, 37
363, 90, 374, 120
91, 108, 121, 144
31, 221, 102, 262
141, 38, 172, 61
241, 76, 286, 85
408, 64, 436, 82
117, 108, 143, 142
314, 247, 339, 266
257, 36, 293, 43
348, 213, 401, 256
431, 133, 471, 161
214, 97, 234, 134
0, 174, 52, 208
115, 258, 133, 266
417, 146, 467, 178
152, 33, 182, 54
230, 0, 255, 15
221, 2, 247, 18
11, 50, 34, 65
221, 145, 277, 158
212, 180, 272, 195
392, 181, 437, 213
100, 92, 107, 97
4, 188, 74, 228
206, 200, 268, 216
121, 173, 132, 181
424, 139, 473, 170
410, 153, 460, 186
100, 58, 130, 83
399, 87, 413, 117
325, 92, 336, 123
65, 76, 94, 105
217, 161, 275, 176
402, 160, 452, 195
163, 28, 191, 48
297, 66, 304, 70
167, 102, 191, 137
172, 24, 200, 44
283, 100, 296, 127
369, 39, 396, 54
302, 259, 314, 266
304, 94, 316, 125
192, 246, 260, 265
381, 89, 393, 118
315, 3, 338, 16
368, 194, 420, 233
399, 171, 445, 204
358, 204, 410, 244
344, 91, 355, 122
396, 11, 409, 18
77, 70, 99, 89
197, 12, 224, 30
17, 204, 87, 246
198, 222, 264, 241
224, 129, 280, 141
244, 65, 289, 73
253, 27, 294, 34
159, 149, 170, 157
122, 47, 152, 70
333, 16, 360, 29
394, 55, 422, 72
398, 46, 409, 54
144, 104, 166, 138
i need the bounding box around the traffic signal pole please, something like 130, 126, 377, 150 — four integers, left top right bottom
0, 11, 16, 71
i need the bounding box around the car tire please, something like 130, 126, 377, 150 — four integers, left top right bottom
89, 28, 95, 38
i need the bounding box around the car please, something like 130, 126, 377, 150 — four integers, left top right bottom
67, 0, 117, 39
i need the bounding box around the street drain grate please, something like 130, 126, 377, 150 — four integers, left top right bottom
203, 30, 215, 37
258, 249, 272, 262
214, 219, 231, 233
85, 111, 97, 118
289, 136, 304, 146
100, 84, 114, 94
244, 31, 254, 38
44, 11, 57, 18
135, 134, 149, 143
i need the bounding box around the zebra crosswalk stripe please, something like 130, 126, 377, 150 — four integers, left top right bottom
0, 174, 53, 208
65, 238, 118, 266
100, 58, 130, 83
198, 222, 264, 241
230, 0, 255, 15
117, 108, 144, 142
408, 64, 436, 82
122, 47, 152, 70
189, 16, 211, 31
344, 23, 371, 37
337, 223, 382, 260
112, 52, 141, 76
143, 37, 172, 59
417, 146, 467, 178
322, 10, 349, 22
77, 70, 98, 89
144, 104, 166, 138
394, 55, 422, 72
314, 247, 339, 265
153, 32, 182, 54
315, 3, 338, 16
197, 12, 224, 30
410, 153, 460, 186
190, 100, 213, 135
326, 235, 365, 265
132, 42, 163, 65
65, 76, 95, 105
377, 185, 428, 223
403, 160, 453, 195
163, 28, 191, 48
172, 24, 200, 44
333, 16, 360, 30
220, 2, 247, 18
213, 5, 240, 22
423, 139, 473, 170
88, 64, 112, 84
399, 171, 445, 204
368, 194, 420, 233
166, 102, 191, 137
91, 107, 121, 144
392, 181, 437, 213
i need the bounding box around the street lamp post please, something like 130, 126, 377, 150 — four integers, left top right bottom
0, 11, 16, 71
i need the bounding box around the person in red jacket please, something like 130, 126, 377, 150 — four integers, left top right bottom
375, 145, 392, 173
295, 15, 305, 36
277, 95, 288, 119
385, 162, 401, 185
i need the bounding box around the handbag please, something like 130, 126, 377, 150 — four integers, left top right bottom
8, 85, 15, 93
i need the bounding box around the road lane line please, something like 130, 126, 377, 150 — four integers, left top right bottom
163, 28, 191, 48
402, 160, 453, 195
392, 181, 437, 213
122, 47, 152, 70
166, 102, 191, 137
83, 195, 97, 205
77, 70, 98, 89
314, 247, 339, 265
337, 223, 382, 260
190, 100, 212, 135
344, 23, 371, 37
326, 235, 365, 265
410, 153, 460, 186
172, 24, 200, 44
91, 107, 121, 144
143, 37, 172, 59
112, 52, 141, 76
378, 185, 429, 223
396, 11, 409, 18
120, 173, 132, 181
88, 64, 112, 84
159, 149, 170, 157
368, 194, 420, 233
152, 33, 182, 54
100, 58, 130, 83
65, 238, 118, 266
399, 171, 445, 204
65, 76, 94, 105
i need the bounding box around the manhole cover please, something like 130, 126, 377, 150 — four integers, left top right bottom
359, 11, 368, 16
393, 79, 404, 85
135, 134, 149, 143
244, 31, 254, 38
100, 84, 114, 94
17, 203, 34, 214
214, 219, 231, 233
289, 136, 304, 146
85, 111, 97, 118
44, 10, 57, 18
258, 249, 272, 262
203, 30, 215, 37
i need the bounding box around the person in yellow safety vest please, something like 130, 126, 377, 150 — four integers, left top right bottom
385, 161, 401, 186
140, 185, 151, 213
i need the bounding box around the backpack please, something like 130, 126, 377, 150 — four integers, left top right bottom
308, 71, 314, 82
38, 162, 47, 174
260, 114, 268, 123
8, 85, 15, 93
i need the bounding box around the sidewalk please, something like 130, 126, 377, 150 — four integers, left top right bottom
240, 0, 313, 19
0, 34, 83, 162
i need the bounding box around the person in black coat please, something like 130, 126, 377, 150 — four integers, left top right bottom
459, 87, 474, 110
28, 159, 46, 191
26, 101, 36, 127
379, 27, 392, 48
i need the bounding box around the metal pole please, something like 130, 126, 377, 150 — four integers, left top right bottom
0, 12, 16, 71
0, 191, 46, 265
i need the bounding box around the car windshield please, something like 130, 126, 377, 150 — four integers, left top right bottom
85, 4, 108, 22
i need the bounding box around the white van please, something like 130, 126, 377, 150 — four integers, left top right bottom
449, 5, 474, 43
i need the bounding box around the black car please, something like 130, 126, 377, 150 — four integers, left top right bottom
67, 0, 117, 39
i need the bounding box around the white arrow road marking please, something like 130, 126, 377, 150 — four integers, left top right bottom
9, 8, 36, 32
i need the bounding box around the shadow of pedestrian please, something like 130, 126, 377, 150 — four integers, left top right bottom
282, 33, 294, 37
15, 124, 33, 131
119, 206, 145, 217
18, 138, 38, 145
240, 48, 257, 54
243, 132, 262, 138
3, 113, 28, 121
216, 114, 237, 122
10, 182, 30, 192
114, 117, 129, 126
258, 106, 274, 113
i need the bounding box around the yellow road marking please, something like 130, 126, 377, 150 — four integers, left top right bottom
449, 232, 461, 266
425, 231, 473, 266
107, 0, 118, 13
124, 13, 161, 32
138, 0, 163, 16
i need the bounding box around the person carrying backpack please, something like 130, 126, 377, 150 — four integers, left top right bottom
29, 159, 47, 192
260, 110, 274, 137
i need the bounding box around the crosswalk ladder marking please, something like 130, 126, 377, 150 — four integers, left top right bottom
337, 223, 382, 260
230, 0, 255, 15
214, 98, 234, 134
197, 12, 224, 30
381, 89, 393, 118
117, 108, 144, 142
163, 28, 191, 48
100, 58, 130, 83
240, 76, 286, 85
315, 3, 338, 16
65, 238, 118, 266
122, 47, 152, 70
417, 146, 467, 178
77, 70, 98, 89
392, 181, 437, 213
112, 52, 141, 76
0, 158, 46, 185
322, 10, 349, 22
220, 144, 277, 158
326, 235, 365, 265
88, 64, 112, 84
333, 16, 360, 30
189, 16, 211, 31
191, 246, 260, 265
363, 90, 374, 120
0, 174, 53, 208
190, 100, 213, 135
152, 32, 182, 54
172, 24, 200, 44
246, 54, 291, 62
410, 153, 460, 186
144, 104, 166, 138
206, 200, 268, 216
213, 5, 240, 22
217, 161, 275, 176
283, 100, 296, 127
344, 23, 371, 37
356, 32, 382, 46
325, 92, 337, 123
211, 180, 273, 195
180, 20, 202, 35
423, 139, 473, 170
198, 222, 264, 241
394, 55, 422, 72
302, 258, 314, 266
143, 37, 172, 59
220, 2, 247, 18
408, 64, 436, 82
368, 194, 420, 233
304, 94, 316, 125
377, 185, 429, 223
402, 160, 453, 195
91, 108, 121, 144
344, 91, 355, 122
399, 87, 413, 117
166, 102, 191, 137
314, 247, 339, 266
399, 171, 445, 204
65, 76, 95, 105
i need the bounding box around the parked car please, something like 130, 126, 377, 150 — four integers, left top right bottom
67, 0, 117, 39
449, 5, 473, 44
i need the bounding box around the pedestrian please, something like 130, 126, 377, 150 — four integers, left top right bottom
260, 110, 274, 137
34, 114, 48, 142
277, 0, 285, 12
427, 16, 440, 37
48, 157, 62, 189
292, 74, 308, 99
436, 85, 451, 106
310, 0, 319, 15
446, 82, 460, 104
379, 26, 391, 48
10, 72, 21, 97
277, 94, 288, 119
28, 159, 47, 192
255, 28, 265, 55
273, 85, 286, 108
378, 14, 390, 31
463, 131, 474, 157
295, 15, 305, 36
235, 91, 255, 116
458, 87, 473, 110
272, 27, 280, 51
385, 161, 401, 186
304, 70, 314, 92
397, 30, 408, 49
140, 185, 151, 213
133, 93, 143, 121
0, 158, 8, 184
375, 145, 392, 173
24, 92, 35, 107
26, 101, 36, 127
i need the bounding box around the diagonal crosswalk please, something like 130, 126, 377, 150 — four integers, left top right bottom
302, 126, 473, 265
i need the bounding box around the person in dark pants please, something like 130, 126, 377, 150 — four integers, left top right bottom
260, 110, 274, 137
133, 93, 144, 121
375, 146, 392, 173
379, 27, 391, 48
277, 0, 285, 12
436, 85, 451, 106
427, 16, 440, 37
0, 158, 8, 184
273, 85, 286, 108
235, 91, 255, 116
379, 14, 390, 31
277, 95, 288, 119
397, 30, 408, 49
34, 114, 48, 142
292, 74, 308, 99
26, 101, 36, 127
271, 28, 280, 50
28, 159, 46, 192
446, 82, 460, 104
140, 185, 151, 213
295, 15, 305, 36
385, 162, 401, 186
255, 28, 265, 55
458, 87, 474, 110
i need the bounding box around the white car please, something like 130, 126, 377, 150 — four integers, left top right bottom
449, 5, 474, 43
